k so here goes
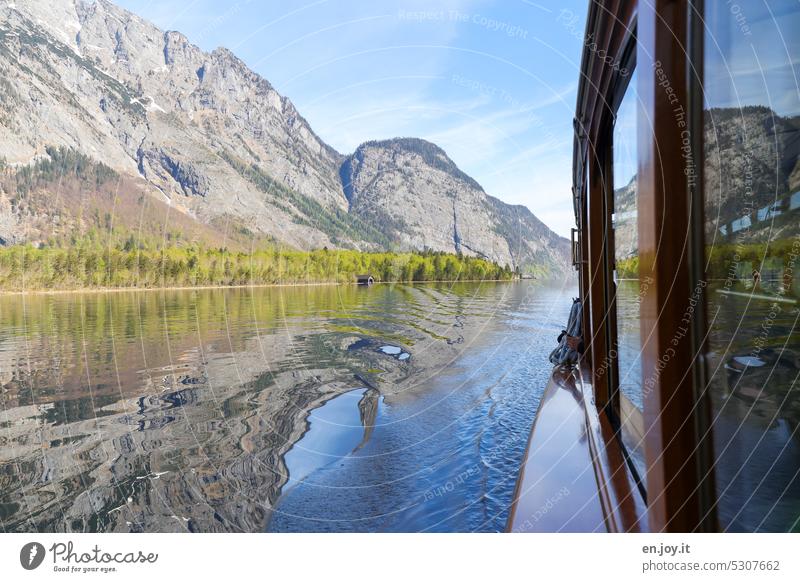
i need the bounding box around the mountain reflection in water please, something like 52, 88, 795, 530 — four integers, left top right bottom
0, 281, 574, 532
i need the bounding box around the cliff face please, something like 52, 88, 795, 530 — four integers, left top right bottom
704, 106, 800, 243
0, 0, 570, 274
611, 106, 800, 263
612, 175, 637, 262
0, 0, 346, 250
341, 138, 570, 272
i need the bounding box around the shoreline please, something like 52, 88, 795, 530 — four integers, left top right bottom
0, 278, 518, 297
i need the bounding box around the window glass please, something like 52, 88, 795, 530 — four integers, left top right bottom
704, 0, 800, 531
612, 69, 646, 481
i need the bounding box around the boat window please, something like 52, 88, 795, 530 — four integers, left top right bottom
703, 0, 800, 532
612, 68, 646, 481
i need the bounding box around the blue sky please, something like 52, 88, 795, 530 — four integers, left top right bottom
116, 0, 588, 237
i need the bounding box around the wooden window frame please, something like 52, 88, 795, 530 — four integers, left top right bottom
574, 0, 717, 531
603, 40, 647, 500
636, 0, 715, 532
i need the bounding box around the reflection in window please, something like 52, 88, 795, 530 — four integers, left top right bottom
704, 0, 800, 532
612, 69, 645, 481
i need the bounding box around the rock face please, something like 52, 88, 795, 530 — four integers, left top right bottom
612, 175, 637, 261
0, 0, 570, 274
611, 105, 800, 262
704, 106, 800, 243
342, 138, 569, 271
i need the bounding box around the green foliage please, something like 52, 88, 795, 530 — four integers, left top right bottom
705, 238, 799, 280
0, 240, 513, 291
618, 239, 799, 282
616, 256, 639, 278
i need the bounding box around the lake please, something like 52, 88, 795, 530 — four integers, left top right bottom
0, 280, 576, 533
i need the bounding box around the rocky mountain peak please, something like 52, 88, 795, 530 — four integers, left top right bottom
338, 137, 569, 272
163, 30, 198, 66
352, 137, 483, 191
0, 0, 571, 275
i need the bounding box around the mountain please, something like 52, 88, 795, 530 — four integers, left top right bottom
0, 0, 570, 274
612, 175, 637, 262
612, 105, 800, 264
704, 105, 800, 243
340, 138, 569, 272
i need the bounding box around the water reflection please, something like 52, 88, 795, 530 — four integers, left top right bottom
706, 284, 800, 532
703, 0, 800, 532
280, 388, 378, 493
0, 281, 574, 532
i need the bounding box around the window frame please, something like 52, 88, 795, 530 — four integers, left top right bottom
574, 0, 717, 531
601, 39, 647, 499
635, 0, 716, 532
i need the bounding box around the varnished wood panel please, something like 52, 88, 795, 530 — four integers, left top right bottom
506, 366, 646, 532
636, 0, 713, 532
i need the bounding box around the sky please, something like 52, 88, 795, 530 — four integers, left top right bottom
703, 0, 800, 118
115, 0, 588, 237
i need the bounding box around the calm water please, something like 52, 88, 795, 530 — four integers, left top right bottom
0, 280, 575, 533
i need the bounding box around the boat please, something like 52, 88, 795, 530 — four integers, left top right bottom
508, 0, 800, 532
